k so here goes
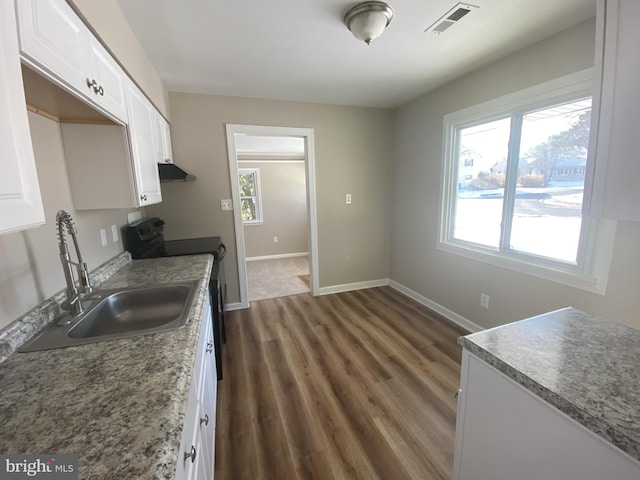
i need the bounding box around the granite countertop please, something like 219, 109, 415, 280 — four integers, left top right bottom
0, 254, 213, 479
459, 307, 640, 463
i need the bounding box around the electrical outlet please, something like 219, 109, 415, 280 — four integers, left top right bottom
111, 224, 118, 242
100, 229, 107, 247
273, 236, 279, 243
480, 293, 490, 309
220, 199, 233, 211
346, 193, 352, 205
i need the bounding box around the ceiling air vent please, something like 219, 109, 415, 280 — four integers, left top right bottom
426, 2, 478, 34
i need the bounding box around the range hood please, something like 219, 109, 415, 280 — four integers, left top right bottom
158, 163, 196, 182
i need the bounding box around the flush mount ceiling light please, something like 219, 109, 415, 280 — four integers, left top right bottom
344, 1, 394, 45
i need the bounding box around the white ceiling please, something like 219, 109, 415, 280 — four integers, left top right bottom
115, 0, 596, 109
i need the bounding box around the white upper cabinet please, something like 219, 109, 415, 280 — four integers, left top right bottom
0, 0, 44, 235
15, 0, 90, 94
87, 36, 128, 122
155, 114, 174, 164
15, 0, 127, 123
126, 82, 163, 206
597, 0, 640, 220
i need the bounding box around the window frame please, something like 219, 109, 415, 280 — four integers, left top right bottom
438, 69, 616, 294
238, 167, 263, 225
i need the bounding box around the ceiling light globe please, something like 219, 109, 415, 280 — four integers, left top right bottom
344, 1, 394, 45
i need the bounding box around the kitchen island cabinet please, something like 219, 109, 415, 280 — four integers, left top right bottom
454, 308, 640, 480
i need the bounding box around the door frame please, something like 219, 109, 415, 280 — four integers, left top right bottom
225, 124, 319, 308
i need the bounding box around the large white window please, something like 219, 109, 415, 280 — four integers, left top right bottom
439, 70, 615, 294
238, 168, 263, 224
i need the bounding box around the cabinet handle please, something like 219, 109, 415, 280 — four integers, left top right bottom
86, 78, 100, 94
200, 414, 209, 426
184, 446, 196, 464
97, 85, 104, 96
140, 194, 148, 202
206, 342, 213, 353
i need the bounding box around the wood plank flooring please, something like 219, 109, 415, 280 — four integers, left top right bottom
214, 287, 468, 480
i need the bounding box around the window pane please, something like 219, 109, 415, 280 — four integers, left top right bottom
241, 198, 256, 221
510, 99, 591, 262
454, 118, 511, 247
239, 173, 255, 196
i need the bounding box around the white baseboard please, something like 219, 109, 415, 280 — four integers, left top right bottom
388, 280, 483, 333
226, 277, 483, 334
225, 302, 244, 311
246, 252, 308, 261
315, 278, 390, 296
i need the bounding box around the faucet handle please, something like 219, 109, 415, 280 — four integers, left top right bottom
79, 262, 94, 293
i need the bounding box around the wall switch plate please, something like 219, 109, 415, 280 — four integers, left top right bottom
220, 199, 233, 211
111, 225, 118, 242
346, 193, 352, 205
480, 293, 490, 309
273, 236, 279, 243
100, 229, 107, 247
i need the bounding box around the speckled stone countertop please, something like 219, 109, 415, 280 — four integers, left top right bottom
0, 254, 213, 479
459, 307, 640, 463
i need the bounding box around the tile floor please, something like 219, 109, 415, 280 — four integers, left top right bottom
246, 256, 310, 301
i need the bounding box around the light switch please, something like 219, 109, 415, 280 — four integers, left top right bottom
346, 194, 352, 205
111, 225, 118, 242
100, 229, 107, 247
220, 199, 233, 211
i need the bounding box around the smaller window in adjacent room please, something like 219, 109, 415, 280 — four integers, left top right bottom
238, 168, 263, 224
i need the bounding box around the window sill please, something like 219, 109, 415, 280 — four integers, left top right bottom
437, 218, 616, 295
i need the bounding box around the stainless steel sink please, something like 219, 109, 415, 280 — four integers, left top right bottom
19, 281, 199, 352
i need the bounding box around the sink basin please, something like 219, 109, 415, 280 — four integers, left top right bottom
19, 281, 199, 352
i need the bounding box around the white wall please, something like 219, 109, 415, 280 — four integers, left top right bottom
390, 18, 640, 332
240, 161, 308, 258
0, 112, 139, 329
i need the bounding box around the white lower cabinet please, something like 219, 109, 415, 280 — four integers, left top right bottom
176, 294, 217, 480
454, 350, 640, 480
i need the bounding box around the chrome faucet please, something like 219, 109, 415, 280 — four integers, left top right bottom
56, 210, 93, 316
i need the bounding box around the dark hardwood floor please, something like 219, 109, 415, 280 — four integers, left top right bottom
214, 287, 467, 480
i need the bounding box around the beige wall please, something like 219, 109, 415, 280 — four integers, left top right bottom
390, 18, 640, 332
0, 112, 139, 329
240, 161, 308, 258
69, 0, 169, 117
146, 94, 394, 305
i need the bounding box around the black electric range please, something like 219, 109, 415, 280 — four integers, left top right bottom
125, 217, 226, 380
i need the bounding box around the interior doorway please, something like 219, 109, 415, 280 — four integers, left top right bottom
226, 124, 318, 308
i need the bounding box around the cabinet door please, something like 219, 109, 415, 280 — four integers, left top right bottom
175, 381, 199, 480
199, 351, 217, 479
0, 0, 44, 234
155, 114, 174, 164
125, 82, 162, 206
15, 0, 90, 95
88, 37, 127, 122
